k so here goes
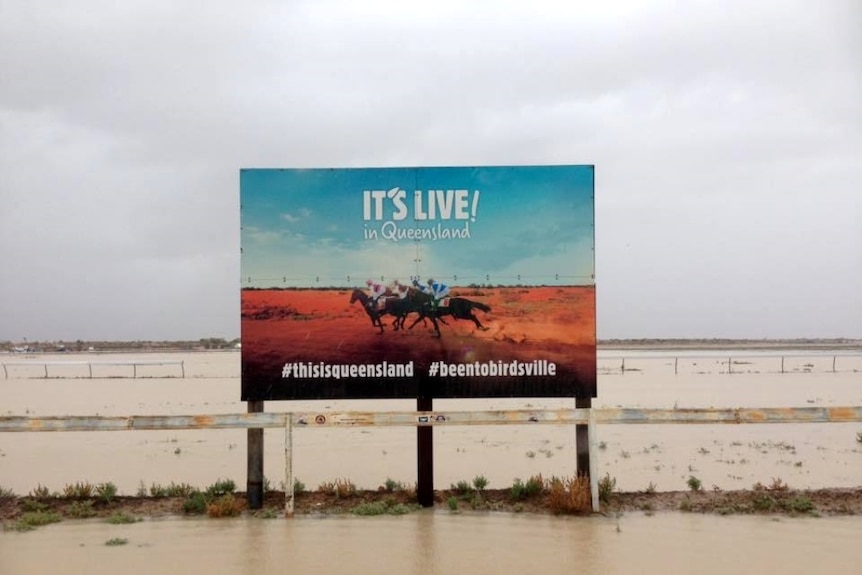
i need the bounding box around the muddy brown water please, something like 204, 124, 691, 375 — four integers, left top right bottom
1, 350, 861, 574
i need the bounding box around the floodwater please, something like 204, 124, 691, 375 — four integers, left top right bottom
2, 513, 861, 575
1, 350, 861, 574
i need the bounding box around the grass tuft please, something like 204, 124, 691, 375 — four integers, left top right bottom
106, 512, 140, 524
105, 537, 128, 546
510, 475, 544, 501
351, 499, 415, 516
547, 475, 591, 515
206, 494, 242, 518
686, 476, 702, 492
598, 473, 616, 504
68, 500, 97, 519
10, 510, 63, 531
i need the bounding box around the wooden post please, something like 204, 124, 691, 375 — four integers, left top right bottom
417, 378, 434, 508
284, 413, 294, 517
576, 396, 591, 478
247, 400, 265, 510
588, 408, 598, 511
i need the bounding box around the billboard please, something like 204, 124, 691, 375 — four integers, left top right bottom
241, 165, 595, 400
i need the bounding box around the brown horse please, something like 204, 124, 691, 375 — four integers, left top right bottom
405, 289, 490, 338
349, 288, 415, 334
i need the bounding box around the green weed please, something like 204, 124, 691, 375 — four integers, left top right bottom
106, 512, 140, 524
687, 476, 702, 492
598, 473, 616, 504
105, 537, 128, 546
472, 475, 489, 491
95, 482, 118, 503
68, 500, 97, 519
205, 478, 237, 498
11, 510, 63, 531
293, 478, 306, 495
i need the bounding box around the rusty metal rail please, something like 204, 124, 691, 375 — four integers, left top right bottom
2, 406, 861, 516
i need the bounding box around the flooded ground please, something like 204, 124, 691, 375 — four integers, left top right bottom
1, 350, 860, 574
2, 512, 861, 575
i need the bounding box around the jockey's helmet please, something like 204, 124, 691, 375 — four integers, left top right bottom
427, 278, 434, 285
365, 279, 373, 286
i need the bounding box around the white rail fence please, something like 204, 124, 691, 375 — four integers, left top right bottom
599, 353, 862, 375
1, 359, 185, 379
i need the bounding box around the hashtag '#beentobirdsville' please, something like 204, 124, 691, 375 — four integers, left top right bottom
428, 362, 438, 376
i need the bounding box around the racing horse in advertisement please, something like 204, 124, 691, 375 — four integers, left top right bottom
405, 289, 491, 338
349, 288, 417, 334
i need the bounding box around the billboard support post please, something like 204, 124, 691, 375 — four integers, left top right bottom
247, 400, 265, 510
576, 396, 591, 478
417, 383, 434, 507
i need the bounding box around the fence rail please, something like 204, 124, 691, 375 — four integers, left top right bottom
599, 353, 862, 374
3, 406, 861, 515
1, 360, 185, 379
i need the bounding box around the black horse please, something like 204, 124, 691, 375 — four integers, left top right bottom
406, 289, 491, 338
349, 288, 416, 334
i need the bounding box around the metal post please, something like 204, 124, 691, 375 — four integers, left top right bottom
576, 397, 591, 478
284, 413, 294, 518
781, 357, 785, 374
674, 357, 678, 375
833, 356, 837, 373
181, 361, 186, 378
417, 384, 434, 507
247, 400, 265, 510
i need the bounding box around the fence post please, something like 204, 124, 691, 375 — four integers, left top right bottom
576, 397, 591, 478
284, 413, 294, 518
417, 392, 434, 508
589, 408, 598, 512
247, 400, 265, 510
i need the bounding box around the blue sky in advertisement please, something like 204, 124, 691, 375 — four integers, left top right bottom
242, 166, 594, 287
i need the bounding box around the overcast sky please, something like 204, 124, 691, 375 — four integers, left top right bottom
1, 0, 860, 341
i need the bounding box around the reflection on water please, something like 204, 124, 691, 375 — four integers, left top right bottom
2, 512, 861, 575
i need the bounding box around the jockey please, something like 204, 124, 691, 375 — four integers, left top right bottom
427, 278, 450, 309
412, 278, 431, 294
392, 279, 409, 299
365, 279, 387, 308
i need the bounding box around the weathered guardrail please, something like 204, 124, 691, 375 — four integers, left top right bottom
2, 406, 861, 515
